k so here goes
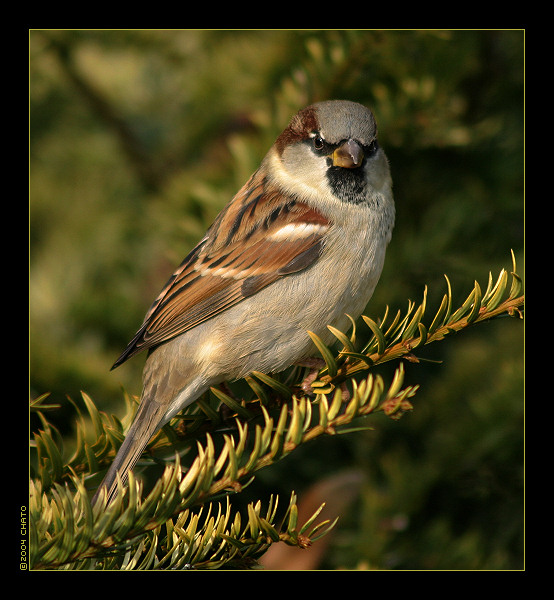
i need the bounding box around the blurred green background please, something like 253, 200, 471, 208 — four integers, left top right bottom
29, 30, 524, 570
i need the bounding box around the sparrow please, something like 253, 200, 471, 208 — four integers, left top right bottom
92, 100, 395, 506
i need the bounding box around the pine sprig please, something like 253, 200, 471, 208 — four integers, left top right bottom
30, 473, 335, 570
29, 255, 523, 569
307, 251, 524, 394
30, 363, 416, 569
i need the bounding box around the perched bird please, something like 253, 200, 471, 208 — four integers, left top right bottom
93, 100, 395, 506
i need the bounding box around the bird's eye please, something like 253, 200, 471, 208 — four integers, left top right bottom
312, 135, 324, 150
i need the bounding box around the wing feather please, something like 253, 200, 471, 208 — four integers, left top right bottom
111, 170, 330, 369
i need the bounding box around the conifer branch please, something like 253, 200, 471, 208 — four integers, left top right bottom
30, 364, 416, 569
29, 254, 523, 569
307, 250, 524, 394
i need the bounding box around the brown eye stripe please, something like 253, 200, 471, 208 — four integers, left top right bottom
274, 105, 318, 154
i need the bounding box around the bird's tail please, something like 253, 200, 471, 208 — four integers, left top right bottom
91, 397, 168, 507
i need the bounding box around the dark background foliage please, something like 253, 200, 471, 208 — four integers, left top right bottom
29, 29, 524, 570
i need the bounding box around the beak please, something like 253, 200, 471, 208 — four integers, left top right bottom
332, 139, 364, 168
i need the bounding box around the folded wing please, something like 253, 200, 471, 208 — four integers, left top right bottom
112, 170, 331, 369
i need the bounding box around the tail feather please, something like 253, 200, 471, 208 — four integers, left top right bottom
92, 399, 168, 507
92, 370, 211, 508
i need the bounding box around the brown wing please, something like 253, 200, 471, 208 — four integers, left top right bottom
111, 170, 330, 369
